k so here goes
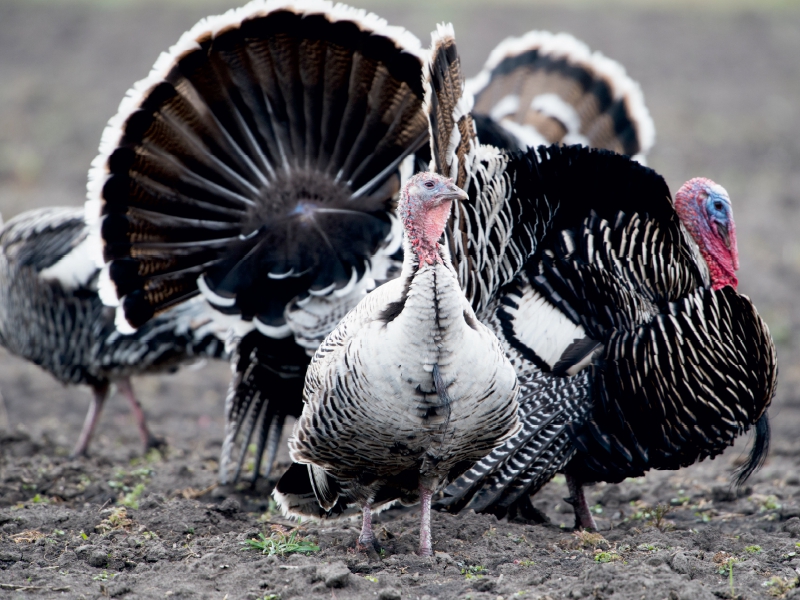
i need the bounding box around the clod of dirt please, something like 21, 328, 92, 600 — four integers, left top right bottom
377, 588, 401, 600
784, 517, 800, 537
320, 561, 351, 588
88, 549, 107, 567
472, 577, 496, 592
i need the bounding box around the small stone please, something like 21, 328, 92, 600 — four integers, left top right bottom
74, 545, 93, 559
138, 493, 166, 510
781, 505, 800, 521
646, 555, 665, 566
378, 588, 401, 600
145, 545, 167, 563
88, 550, 108, 568
435, 552, 456, 566
218, 497, 241, 515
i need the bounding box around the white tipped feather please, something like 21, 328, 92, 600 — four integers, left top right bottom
84, 0, 426, 223
254, 318, 292, 338
38, 234, 99, 290
97, 264, 121, 307
114, 306, 137, 335
197, 274, 236, 308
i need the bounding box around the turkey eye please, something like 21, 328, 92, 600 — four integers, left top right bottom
714, 201, 723, 210
424, 181, 435, 189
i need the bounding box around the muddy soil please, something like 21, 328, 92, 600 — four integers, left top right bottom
1, 1, 800, 599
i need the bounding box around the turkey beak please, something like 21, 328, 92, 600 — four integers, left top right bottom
716, 222, 731, 249
438, 184, 469, 203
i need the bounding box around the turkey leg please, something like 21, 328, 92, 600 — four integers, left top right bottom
565, 473, 597, 530
418, 485, 434, 556
70, 382, 110, 458
117, 377, 165, 452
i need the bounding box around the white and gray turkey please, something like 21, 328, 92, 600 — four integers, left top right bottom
422, 26, 777, 527
89, 0, 656, 486
277, 172, 520, 556
0, 207, 226, 457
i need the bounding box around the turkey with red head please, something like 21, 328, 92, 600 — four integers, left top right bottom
422, 24, 777, 527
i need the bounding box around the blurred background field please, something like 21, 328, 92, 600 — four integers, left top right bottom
0, 0, 799, 465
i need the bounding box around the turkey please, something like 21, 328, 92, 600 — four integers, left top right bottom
90, 1, 655, 486
276, 172, 520, 556
85, 0, 430, 484
424, 26, 777, 527
0, 206, 227, 457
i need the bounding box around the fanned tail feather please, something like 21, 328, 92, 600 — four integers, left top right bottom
467, 30, 655, 162
90, 0, 429, 334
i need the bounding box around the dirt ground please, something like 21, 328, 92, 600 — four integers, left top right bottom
1, 1, 800, 598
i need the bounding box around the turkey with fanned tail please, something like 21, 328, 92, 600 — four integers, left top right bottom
86, 0, 430, 484
276, 172, 520, 557
216, 21, 657, 484
423, 25, 777, 526
0, 207, 227, 457
466, 29, 654, 162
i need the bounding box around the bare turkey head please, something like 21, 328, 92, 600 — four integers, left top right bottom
675, 177, 739, 290
399, 172, 468, 267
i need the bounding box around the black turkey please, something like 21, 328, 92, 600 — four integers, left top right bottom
0, 207, 226, 457
86, 0, 430, 484
278, 172, 519, 556
424, 26, 777, 527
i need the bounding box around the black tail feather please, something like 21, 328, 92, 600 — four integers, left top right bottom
734, 413, 770, 488
219, 331, 306, 486
92, 3, 428, 331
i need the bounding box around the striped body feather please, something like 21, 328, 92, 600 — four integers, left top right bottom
280, 224, 521, 518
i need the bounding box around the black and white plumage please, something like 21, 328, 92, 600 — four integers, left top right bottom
424, 27, 777, 525
87, 0, 430, 484
276, 172, 520, 556
0, 207, 226, 457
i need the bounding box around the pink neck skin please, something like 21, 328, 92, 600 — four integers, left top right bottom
674, 178, 739, 291
402, 198, 453, 268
